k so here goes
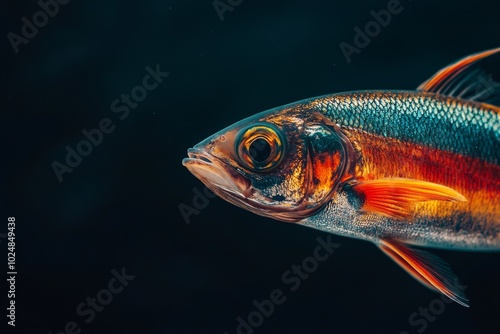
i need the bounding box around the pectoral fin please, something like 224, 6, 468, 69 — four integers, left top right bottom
378, 238, 469, 307
352, 178, 466, 220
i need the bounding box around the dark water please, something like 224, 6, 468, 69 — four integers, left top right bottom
3, 0, 500, 333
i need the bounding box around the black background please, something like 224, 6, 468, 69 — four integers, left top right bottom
3, 0, 500, 333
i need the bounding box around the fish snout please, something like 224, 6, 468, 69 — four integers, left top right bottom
182, 148, 251, 197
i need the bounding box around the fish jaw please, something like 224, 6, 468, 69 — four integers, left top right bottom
182, 148, 253, 198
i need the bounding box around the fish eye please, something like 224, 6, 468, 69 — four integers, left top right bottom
249, 138, 271, 163
236, 124, 285, 172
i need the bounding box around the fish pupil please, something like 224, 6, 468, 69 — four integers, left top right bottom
249, 138, 271, 163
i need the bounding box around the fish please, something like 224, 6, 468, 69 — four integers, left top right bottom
182, 48, 500, 307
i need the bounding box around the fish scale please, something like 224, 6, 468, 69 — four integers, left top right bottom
308, 91, 500, 164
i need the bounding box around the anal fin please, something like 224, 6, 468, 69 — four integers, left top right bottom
379, 238, 469, 307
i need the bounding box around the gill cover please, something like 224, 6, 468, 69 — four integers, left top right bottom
302, 112, 355, 212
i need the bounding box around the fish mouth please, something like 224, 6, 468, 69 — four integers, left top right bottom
182, 148, 252, 198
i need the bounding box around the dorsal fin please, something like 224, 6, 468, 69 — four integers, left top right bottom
418, 47, 500, 107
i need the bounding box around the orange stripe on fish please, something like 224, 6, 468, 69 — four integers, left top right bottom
347, 130, 500, 225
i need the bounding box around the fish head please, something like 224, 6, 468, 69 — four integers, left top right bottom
182, 104, 355, 222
